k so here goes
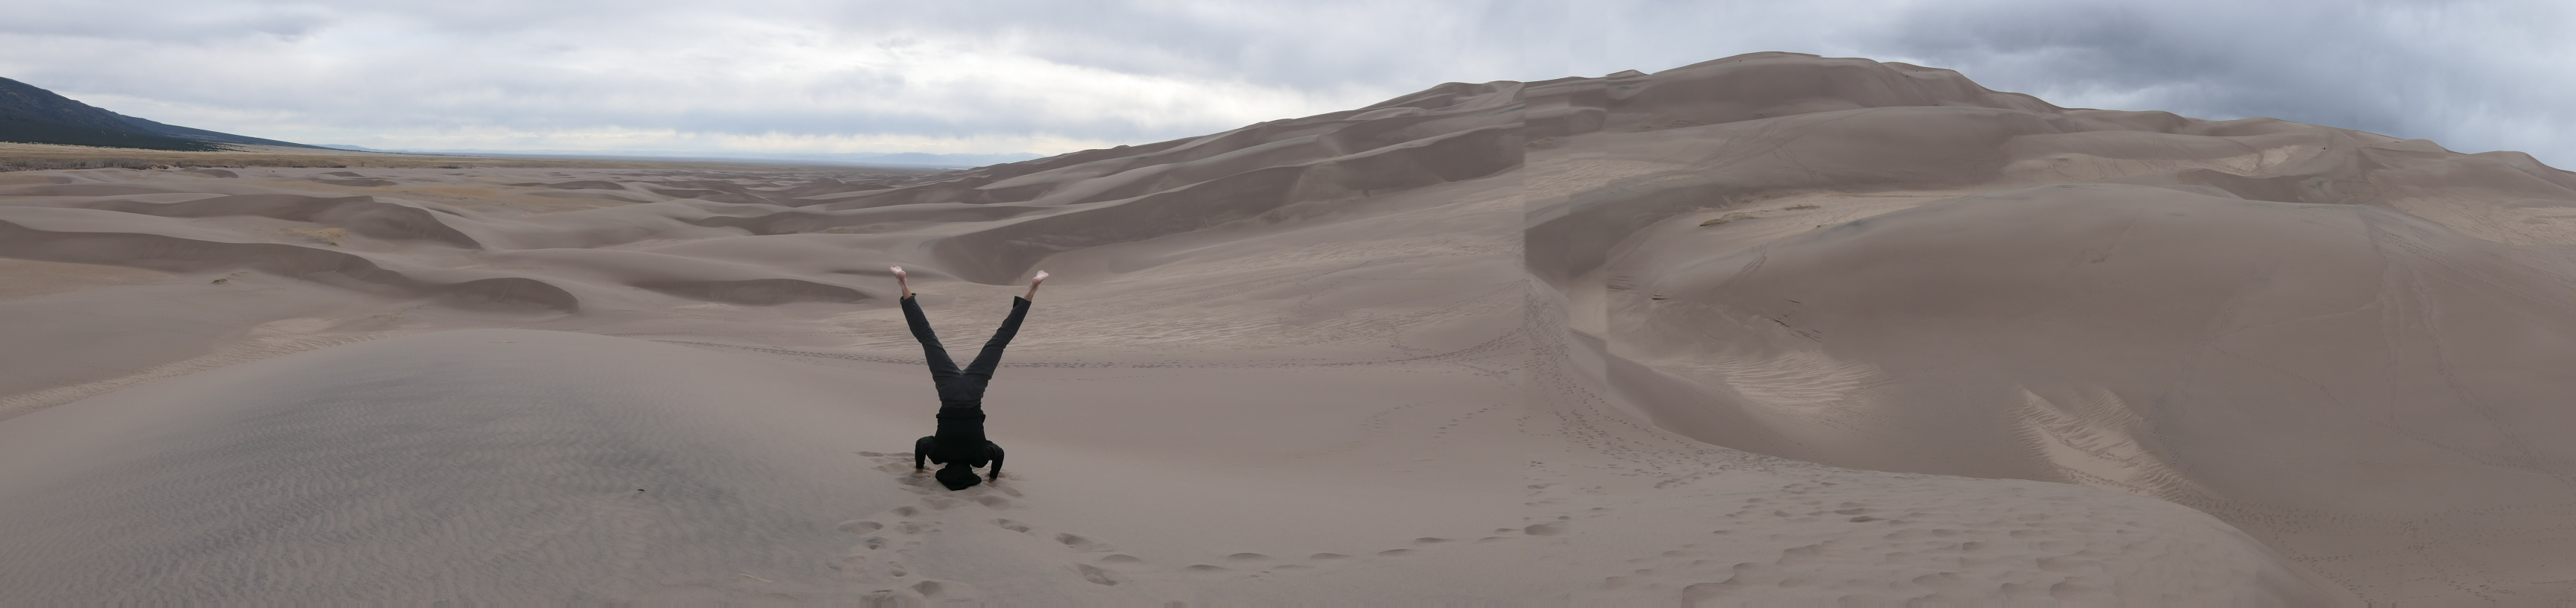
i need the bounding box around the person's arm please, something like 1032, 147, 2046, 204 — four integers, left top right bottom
988, 443, 1006, 481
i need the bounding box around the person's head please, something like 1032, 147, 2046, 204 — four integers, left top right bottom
935, 464, 982, 490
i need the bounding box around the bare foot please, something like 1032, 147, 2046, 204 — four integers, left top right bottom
1025, 270, 1046, 300
891, 265, 911, 298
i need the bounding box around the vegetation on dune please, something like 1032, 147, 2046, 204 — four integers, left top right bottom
0, 115, 228, 152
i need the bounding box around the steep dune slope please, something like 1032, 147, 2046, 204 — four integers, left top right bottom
1623, 183, 2576, 498
1523, 54, 2576, 601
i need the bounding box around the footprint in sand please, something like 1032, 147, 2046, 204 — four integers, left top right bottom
834, 477, 993, 596
1056, 533, 1102, 551
1074, 563, 1121, 586
909, 579, 982, 602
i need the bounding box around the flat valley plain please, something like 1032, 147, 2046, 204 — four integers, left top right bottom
0, 141, 928, 172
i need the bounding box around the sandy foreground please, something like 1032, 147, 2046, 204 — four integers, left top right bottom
2, 52, 2572, 604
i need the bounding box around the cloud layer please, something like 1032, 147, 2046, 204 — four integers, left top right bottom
2, 0, 2567, 164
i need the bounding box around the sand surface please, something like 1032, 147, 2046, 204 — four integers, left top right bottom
8, 51, 2572, 604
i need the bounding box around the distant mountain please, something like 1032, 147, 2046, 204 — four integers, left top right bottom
347, 148, 1041, 169
0, 77, 326, 151
113, 113, 321, 149
814, 152, 1044, 168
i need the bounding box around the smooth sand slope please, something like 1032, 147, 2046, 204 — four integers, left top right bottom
7, 51, 2565, 603
1524, 54, 2576, 603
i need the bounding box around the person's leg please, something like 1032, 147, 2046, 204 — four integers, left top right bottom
901, 295, 962, 381
985, 441, 1005, 481
961, 297, 1032, 384
914, 436, 939, 471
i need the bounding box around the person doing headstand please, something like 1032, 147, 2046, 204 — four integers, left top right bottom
894, 265, 1044, 491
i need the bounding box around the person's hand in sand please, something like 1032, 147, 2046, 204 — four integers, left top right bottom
891, 265, 910, 298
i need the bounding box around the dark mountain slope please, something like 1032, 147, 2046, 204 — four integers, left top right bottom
113, 114, 323, 149
0, 77, 321, 151
0, 114, 219, 151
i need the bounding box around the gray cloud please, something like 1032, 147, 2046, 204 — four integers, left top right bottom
1872, 0, 2575, 162
0, 0, 2566, 165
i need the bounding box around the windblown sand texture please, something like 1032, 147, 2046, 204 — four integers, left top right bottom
3, 51, 2570, 604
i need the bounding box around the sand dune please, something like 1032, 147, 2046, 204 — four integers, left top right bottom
7, 51, 2570, 602
0, 326, 2339, 604
1530, 54, 2576, 602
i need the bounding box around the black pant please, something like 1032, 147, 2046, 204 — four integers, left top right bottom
903, 294, 1030, 406
903, 294, 1028, 483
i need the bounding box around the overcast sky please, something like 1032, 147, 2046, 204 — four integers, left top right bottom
4, 0, 2568, 165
